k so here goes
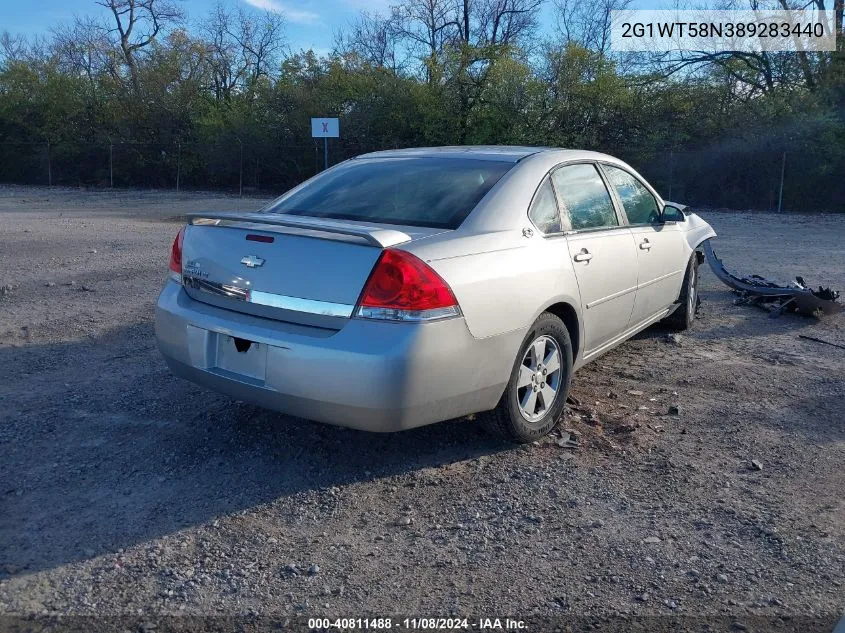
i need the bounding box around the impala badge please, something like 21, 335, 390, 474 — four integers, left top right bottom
240, 255, 265, 268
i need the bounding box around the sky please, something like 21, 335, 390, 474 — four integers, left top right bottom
0, 0, 571, 56
0, 0, 395, 56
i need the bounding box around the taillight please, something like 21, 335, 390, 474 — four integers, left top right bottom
355, 249, 460, 321
168, 226, 185, 283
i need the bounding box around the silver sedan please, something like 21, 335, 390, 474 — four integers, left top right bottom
155, 146, 716, 442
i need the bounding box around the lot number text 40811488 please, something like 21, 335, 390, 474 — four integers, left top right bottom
308, 618, 527, 630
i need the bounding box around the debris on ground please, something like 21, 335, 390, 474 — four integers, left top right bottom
798, 334, 845, 351
614, 422, 638, 434
750, 460, 764, 471
704, 240, 841, 317
556, 432, 580, 449
583, 411, 601, 426
664, 333, 683, 346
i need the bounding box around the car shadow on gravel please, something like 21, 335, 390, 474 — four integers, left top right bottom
0, 323, 512, 579
629, 289, 819, 344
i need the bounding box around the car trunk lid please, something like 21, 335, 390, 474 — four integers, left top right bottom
180, 212, 446, 330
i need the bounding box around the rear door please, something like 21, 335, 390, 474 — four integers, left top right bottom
600, 163, 685, 326
551, 163, 639, 354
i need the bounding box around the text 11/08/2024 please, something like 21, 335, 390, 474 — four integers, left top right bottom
308, 617, 527, 630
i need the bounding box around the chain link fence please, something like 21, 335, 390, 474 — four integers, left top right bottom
0, 141, 358, 195
1, 139, 842, 212
628, 148, 842, 213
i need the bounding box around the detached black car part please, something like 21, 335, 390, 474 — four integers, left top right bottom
703, 240, 842, 317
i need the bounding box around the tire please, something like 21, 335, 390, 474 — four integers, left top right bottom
665, 252, 700, 331
482, 312, 573, 443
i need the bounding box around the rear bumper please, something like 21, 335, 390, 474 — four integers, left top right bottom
155, 281, 521, 432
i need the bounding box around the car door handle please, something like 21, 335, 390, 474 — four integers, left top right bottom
573, 249, 593, 263
639, 239, 652, 250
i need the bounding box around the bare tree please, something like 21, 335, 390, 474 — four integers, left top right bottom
202, 3, 240, 99
51, 17, 116, 91
96, 0, 185, 93
0, 31, 29, 64
553, 0, 633, 57
230, 6, 284, 84
474, 0, 542, 46
388, 0, 541, 81
202, 2, 284, 100
447, 0, 542, 141
1, 31, 52, 68
335, 11, 401, 71
393, 0, 459, 80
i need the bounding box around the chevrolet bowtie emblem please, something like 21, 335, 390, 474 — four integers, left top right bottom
240, 255, 265, 268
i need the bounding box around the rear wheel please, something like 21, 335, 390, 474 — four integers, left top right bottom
482, 312, 573, 443
665, 253, 700, 331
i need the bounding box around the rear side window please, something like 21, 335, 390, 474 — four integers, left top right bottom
264, 157, 513, 229
552, 164, 618, 230
603, 164, 660, 225
528, 178, 561, 234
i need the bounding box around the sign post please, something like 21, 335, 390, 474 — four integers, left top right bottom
311, 118, 340, 171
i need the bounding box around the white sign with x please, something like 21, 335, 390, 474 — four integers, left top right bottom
311, 118, 340, 138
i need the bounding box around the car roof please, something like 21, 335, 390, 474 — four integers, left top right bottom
355, 146, 618, 164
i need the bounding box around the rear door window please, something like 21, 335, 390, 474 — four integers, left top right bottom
264, 157, 513, 229
528, 178, 561, 234
551, 164, 618, 230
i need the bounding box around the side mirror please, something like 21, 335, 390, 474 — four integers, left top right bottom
661, 203, 685, 223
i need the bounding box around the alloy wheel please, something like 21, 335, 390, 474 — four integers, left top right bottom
516, 335, 562, 422
688, 265, 697, 315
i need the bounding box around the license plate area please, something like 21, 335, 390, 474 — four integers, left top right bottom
214, 334, 267, 382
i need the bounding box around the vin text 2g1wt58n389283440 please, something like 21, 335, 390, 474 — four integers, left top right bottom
155, 146, 716, 443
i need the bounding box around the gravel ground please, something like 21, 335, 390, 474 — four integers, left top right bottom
0, 186, 843, 631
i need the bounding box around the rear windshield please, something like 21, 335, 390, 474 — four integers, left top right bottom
263, 157, 513, 229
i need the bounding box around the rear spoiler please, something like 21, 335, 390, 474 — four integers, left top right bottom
187, 212, 412, 248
